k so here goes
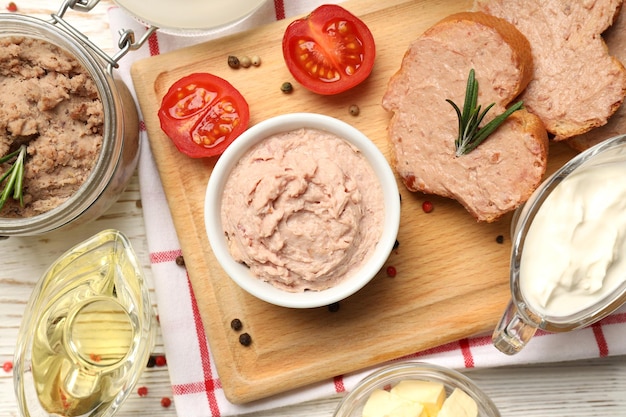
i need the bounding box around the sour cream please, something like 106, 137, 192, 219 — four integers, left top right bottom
519, 159, 626, 318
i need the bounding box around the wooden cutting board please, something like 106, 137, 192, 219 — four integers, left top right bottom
131, 0, 578, 404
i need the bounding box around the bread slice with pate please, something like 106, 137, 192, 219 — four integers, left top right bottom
382, 11, 548, 223
567, 6, 626, 151
475, 0, 626, 141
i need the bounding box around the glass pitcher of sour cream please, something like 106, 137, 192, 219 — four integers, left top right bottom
493, 134, 626, 355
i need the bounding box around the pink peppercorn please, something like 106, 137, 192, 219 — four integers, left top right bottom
161, 397, 172, 408
422, 201, 433, 213
386, 266, 397, 277
2, 361, 12, 372
154, 355, 167, 367
137, 386, 148, 397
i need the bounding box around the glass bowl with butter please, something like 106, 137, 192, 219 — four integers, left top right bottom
204, 112, 401, 309
333, 361, 500, 417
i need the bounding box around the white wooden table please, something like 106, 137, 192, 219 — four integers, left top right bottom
2, 1, 626, 416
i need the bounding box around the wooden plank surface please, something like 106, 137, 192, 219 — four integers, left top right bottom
130, 0, 578, 404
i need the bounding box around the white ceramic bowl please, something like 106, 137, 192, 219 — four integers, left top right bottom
333, 362, 500, 417
204, 113, 401, 308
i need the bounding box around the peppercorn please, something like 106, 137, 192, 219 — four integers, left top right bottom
496, 235, 504, 244
239, 332, 252, 346
281, 82, 293, 94
2, 361, 13, 372
251, 55, 262, 66
239, 56, 252, 68
349, 104, 360, 116
137, 386, 149, 397
154, 355, 167, 367
386, 266, 397, 277
422, 201, 434, 213
327, 302, 340, 312
6, 2, 17, 12
230, 318, 243, 331
160, 397, 172, 408
146, 355, 156, 368
227, 55, 240, 69
175, 255, 185, 266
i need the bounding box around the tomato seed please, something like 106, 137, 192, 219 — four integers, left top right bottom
137, 386, 148, 397
422, 201, 434, 213
160, 397, 172, 408
3, 361, 13, 372
386, 266, 397, 277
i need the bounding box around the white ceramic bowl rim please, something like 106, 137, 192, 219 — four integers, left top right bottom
204, 112, 401, 308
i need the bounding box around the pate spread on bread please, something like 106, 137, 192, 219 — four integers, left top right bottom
382, 12, 548, 223
568, 7, 626, 151
475, 0, 626, 141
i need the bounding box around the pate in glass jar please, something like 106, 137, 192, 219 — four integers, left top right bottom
0, 2, 141, 236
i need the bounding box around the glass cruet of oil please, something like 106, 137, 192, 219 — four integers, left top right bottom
13, 229, 155, 417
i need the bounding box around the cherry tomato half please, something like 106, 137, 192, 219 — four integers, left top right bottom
282, 4, 376, 95
158, 73, 250, 158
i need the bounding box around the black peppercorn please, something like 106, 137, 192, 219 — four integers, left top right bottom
281, 82, 293, 94
239, 333, 252, 346
496, 235, 504, 244
175, 255, 185, 266
230, 318, 243, 331
228, 55, 240, 69
146, 355, 156, 368
327, 302, 340, 312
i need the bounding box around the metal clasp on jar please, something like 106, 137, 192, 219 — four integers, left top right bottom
52, 0, 158, 73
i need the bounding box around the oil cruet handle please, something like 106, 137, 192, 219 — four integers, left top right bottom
492, 299, 538, 355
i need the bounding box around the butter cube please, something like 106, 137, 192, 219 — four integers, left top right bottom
362, 389, 426, 417
390, 380, 446, 417
437, 388, 478, 417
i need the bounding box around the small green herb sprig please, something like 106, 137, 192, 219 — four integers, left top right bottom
447, 69, 524, 157
0, 144, 26, 211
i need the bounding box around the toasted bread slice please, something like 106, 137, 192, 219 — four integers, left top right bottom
475, 0, 626, 141
383, 11, 548, 222
568, 6, 626, 151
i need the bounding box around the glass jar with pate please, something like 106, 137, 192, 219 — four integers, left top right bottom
0, 1, 143, 236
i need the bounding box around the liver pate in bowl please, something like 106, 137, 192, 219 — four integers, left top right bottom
204, 112, 400, 308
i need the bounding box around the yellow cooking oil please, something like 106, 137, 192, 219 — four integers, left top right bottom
14, 230, 154, 417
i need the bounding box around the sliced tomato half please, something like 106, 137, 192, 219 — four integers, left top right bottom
282, 4, 376, 95
158, 73, 250, 158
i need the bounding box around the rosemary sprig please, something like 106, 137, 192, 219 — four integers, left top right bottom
447, 69, 524, 157
0, 144, 27, 211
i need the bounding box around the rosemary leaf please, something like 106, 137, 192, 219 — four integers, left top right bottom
0, 145, 27, 211
448, 69, 524, 157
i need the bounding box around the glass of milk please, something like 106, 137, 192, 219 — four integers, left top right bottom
493, 134, 626, 355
